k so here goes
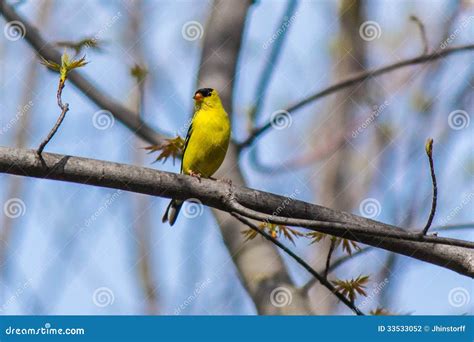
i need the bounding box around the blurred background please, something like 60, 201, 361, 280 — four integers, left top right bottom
0, 0, 472, 315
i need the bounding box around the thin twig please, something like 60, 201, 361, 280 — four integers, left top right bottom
422, 138, 437, 235
231, 213, 364, 315
237, 44, 474, 149
301, 247, 372, 295
409, 15, 429, 55
36, 79, 69, 156
324, 239, 336, 279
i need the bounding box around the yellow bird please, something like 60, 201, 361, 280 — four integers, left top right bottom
162, 88, 231, 225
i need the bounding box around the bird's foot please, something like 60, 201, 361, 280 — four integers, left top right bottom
189, 170, 202, 182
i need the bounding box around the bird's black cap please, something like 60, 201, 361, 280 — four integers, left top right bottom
195, 88, 213, 97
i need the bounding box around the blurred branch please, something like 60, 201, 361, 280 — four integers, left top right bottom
237, 43, 474, 149
0, 146, 473, 277
409, 15, 429, 54
231, 213, 364, 315
422, 138, 437, 236
249, 0, 298, 124
0, 0, 163, 145
127, 0, 158, 314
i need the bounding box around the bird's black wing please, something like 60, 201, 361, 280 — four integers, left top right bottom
180, 118, 194, 174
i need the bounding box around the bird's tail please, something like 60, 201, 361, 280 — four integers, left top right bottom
162, 199, 183, 226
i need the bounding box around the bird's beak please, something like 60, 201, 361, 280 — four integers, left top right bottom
193, 93, 203, 102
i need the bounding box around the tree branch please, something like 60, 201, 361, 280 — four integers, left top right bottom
0, 0, 163, 145
237, 43, 474, 149
409, 15, 429, 55
0, 146, 472, 277
422, 138, 437, 235
36, 78, 68, 156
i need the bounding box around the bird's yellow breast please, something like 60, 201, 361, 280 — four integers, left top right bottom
182, 106, 230, 178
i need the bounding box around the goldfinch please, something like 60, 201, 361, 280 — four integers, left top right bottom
162, 88, 231, 225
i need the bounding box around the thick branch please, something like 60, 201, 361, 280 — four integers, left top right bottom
238, 43, 474, 148
0, 146, 472, 277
